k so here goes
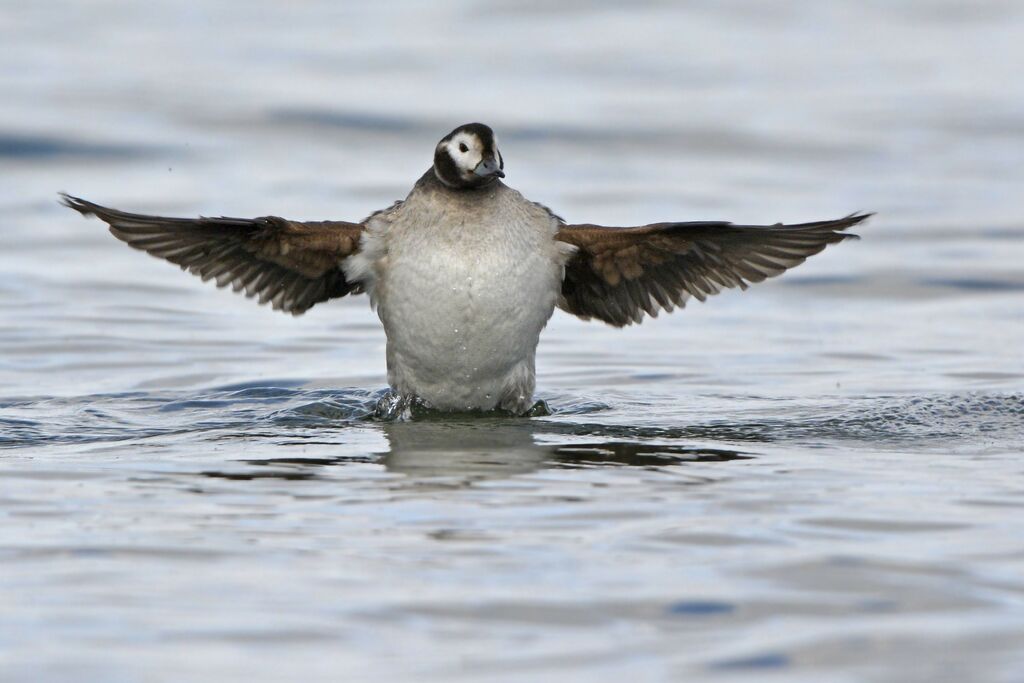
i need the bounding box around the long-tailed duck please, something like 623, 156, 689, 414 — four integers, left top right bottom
63, 122, 869, 414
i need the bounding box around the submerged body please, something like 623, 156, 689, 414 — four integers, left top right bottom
62, 122, 868, 415
347, 172, 574, 413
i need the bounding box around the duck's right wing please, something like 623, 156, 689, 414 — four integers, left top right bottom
62, 194, 366, 316
555, 213, 869, 327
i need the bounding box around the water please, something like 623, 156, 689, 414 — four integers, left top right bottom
2, 1, 1024, 681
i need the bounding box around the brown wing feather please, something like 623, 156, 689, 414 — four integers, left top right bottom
61, 194, 365, 316
556, 213, 870, 327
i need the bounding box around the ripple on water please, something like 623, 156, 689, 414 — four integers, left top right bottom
1, 389, 1021, 452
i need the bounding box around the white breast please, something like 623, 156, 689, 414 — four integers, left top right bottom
345, 181, 573, 413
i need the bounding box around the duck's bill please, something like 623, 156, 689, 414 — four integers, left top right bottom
474, 158, 505, 178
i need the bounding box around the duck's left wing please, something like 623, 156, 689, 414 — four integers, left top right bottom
62, 194, 365, 316
555, 213, 870, 327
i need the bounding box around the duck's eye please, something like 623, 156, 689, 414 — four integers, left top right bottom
458, 143, 468, 153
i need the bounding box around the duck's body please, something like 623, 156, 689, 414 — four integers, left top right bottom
350, 171, 572, 412
62, 122, 869, 415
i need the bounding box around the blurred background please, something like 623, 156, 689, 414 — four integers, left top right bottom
2, 2, 1023, 682
3, 0, 1023, 396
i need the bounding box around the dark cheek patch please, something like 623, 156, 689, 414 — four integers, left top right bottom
433, 146, 463, 187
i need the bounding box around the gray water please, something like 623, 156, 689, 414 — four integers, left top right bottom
2, 2, 1024, 681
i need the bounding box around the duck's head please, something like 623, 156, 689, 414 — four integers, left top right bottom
433, 122, 505, 190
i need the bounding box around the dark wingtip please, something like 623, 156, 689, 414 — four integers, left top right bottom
845, 211, 874, 226
840, 211, 874, 240
59, 192, 97, 217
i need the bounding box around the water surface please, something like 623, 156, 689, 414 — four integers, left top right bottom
2, 2, 1024, 681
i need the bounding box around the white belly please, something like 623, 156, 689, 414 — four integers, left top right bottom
377, 233, 559, 412
342, 178, 573, 414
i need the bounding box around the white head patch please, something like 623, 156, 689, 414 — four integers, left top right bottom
445, 132, 484, 177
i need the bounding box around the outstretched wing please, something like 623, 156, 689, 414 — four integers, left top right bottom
62, 194, 365, 316
556, 213, 869, 327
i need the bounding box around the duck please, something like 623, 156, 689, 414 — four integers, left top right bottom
62, 122, 869, 414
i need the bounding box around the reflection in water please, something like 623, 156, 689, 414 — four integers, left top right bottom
381, 420, 549, 479
209, 417, 752, 483
381, 420, 750, 480
549, 442, 751, 468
